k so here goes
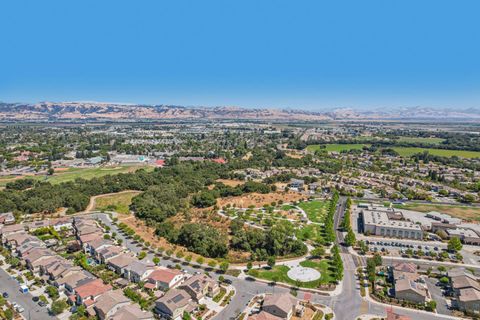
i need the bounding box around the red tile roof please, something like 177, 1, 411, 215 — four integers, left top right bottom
75, 278, 112, 299
148, 268, 182, 283
211, 158, 226, 164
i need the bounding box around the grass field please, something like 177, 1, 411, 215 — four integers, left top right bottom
296, 224, 325, 243
93, 191, 141, 214
392, 147, 480, 158
396, 137, 445, 144
307, 144, 368, 153
247, 259, 334, 287
0, 165, 154, 186
298, 200, 330, 223
397, 203, 480, 222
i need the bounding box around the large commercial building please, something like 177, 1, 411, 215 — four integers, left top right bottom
362, 209, 423, 240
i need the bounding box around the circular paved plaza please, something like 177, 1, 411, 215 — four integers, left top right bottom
287, 266, 321, 282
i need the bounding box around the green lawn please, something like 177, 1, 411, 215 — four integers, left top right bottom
307, 144, 368, 153
295, 224, 325, 243
392, 147, 480, 159
247, 259, 334, 288
298, 200, 330, 223
396, 137, 445, 144
29, 165, 154, 185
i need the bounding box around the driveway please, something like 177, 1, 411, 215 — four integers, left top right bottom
425, 277, 452, 316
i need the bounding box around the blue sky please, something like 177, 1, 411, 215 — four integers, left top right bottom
1, 0, 479, 110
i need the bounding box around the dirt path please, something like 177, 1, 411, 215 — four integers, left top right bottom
83, 190, 141, 213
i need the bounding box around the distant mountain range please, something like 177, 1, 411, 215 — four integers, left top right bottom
0, 101, 479, 122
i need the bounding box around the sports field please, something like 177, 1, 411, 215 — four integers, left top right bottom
392, 147, 480, 158
396, 137, 445, 144
0, 165, 154, 186
397, 203, 480, 222
307, 144, 368, 153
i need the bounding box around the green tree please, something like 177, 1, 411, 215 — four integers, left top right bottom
45, 285, 59, 300
267, 256, 276, 268
220, 261, 229, 272
51, 299, 68, 315
344, 229, 356, 247
448, 237, 462, 252
311, 247, 325, 258
153, 257, 160, 265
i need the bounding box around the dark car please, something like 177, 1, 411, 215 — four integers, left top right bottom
38, 301, 47, 307
32, 296, 39, 302
223, 279, 233, 285
2, 292, 8, 298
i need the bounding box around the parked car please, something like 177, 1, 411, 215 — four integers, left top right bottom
38, 301, 47, 307
32, 296, 39, 302
2, 292, 8, 298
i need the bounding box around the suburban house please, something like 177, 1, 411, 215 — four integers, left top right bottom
107, 253, 137, 275
52, 218, 73, 231
0, 224, 24, 239
457, 288, 480, 314
44, 259, 76, 280
74, 278, 113, 306
96, 245, 123, 264
154, 288, 195, 320
93, 289, 130, 320
146, 267, 184, 290
0, 212, 15, 225
16, 240, 46, 257
3, 232, 35, 250
288, 179, 305, 190
110, 304, 154, 320
180, 274, 220, 301
261, 293, 296, 319
450, 273, 480, 314
124, 260, 156, 283
55, 269, 95, 295
249, 311, 283, 320
394, 276, 428, 304
23, 248, 56, 272
84, 238, 114, 258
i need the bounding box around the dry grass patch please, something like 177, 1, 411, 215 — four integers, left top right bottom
400, 203, 480, 222
217, 191, 306, 208
215, 179, 245, 187
93, 190, 141, 214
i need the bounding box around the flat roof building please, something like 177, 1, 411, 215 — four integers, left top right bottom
362, 210, 423, 240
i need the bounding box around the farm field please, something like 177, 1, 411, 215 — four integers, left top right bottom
396, 137, 445, 144
92, 190, 142, 214
247, 259, 334, 287
397, 203, 480, 222
392, 147, 480, 158
307, 144, 368, 153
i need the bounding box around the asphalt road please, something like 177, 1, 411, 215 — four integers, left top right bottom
0, 267, 54, 320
